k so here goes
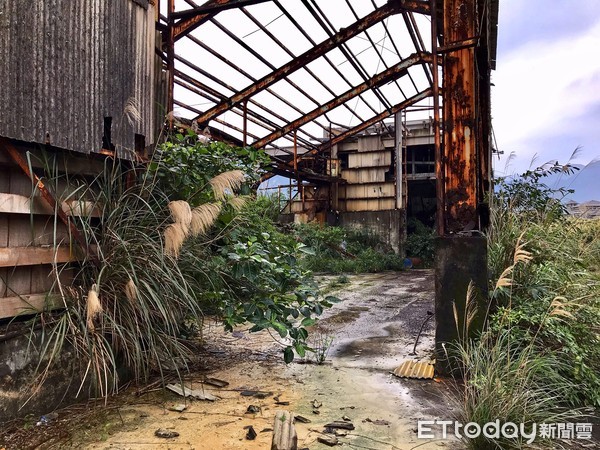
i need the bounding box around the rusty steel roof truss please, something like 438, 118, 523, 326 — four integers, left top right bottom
164, 0, 437, 161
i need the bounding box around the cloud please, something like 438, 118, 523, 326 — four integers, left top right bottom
492, 16, 600, 174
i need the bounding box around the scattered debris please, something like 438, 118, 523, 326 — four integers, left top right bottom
341, 415, 351, 422
275, 401, 290, 406
240, 390, 273, 399
364, 418, 391, 426
271, 411, 298, 450
166, 383, 218, 401
36, 412, 59, 426
312, 409, 321, 415
312, 400, 322, 409
202, 377, 229, 388
168, 404, 188, 412
155, 428, 179, 439
261, 427, 274, 433
245, 425, 257, 440
334, 430, 348, 437
246, 405, 260, 414
324, 421, 355, 430
392, 360, 435, 379
317, 435, 339, 446
294, 415, 311, 424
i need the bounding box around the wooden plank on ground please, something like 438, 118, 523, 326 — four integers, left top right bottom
0, 246, 75, 267
271, 410, 297, 450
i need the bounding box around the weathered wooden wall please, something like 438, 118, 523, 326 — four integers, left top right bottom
338, 135, 396, 212
0, 143, 111, 319
0, 0, 159, 158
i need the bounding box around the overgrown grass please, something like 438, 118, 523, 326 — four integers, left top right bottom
24, 136, 335, 400
29, 160, 205, 399
293, 223, 405, 274
450, 163, 599, 448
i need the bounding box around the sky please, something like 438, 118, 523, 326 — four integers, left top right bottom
492, 0, 600, 175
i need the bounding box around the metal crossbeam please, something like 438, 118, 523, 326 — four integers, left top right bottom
251, 52, 431, 148
173, 0, 272, 41
194, 2, 407, 126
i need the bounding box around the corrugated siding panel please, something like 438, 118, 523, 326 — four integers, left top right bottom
0, 0, 157, 157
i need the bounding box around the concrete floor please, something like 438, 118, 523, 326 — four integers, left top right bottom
1, 271, 460, 450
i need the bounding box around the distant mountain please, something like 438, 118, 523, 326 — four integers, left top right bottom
541, 161, 600, 203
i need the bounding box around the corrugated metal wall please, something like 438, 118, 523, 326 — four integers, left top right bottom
0, 0, 158, 157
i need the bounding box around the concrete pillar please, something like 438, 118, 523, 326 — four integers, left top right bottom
435, 236, 488, 373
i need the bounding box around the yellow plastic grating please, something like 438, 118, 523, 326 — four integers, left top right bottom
392, 360, 435, 379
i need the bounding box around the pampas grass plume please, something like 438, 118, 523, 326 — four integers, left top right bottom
164, 222, 187, 258
190, 203, 222, 237
209, 170, 245, 200
86, 284, 102, 331
168, 200, 192, 235
228, 195, 250, 212
124, 278, 138, 303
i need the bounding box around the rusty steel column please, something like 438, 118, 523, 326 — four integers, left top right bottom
431, 0, 444, 236
435, 0, 490, 374
167, 0, 175, 129
440, 0, 481, 233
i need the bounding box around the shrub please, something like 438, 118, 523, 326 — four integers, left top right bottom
293, 223, 405, 274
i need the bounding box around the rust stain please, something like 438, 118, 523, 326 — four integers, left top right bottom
442, 0, 478, 233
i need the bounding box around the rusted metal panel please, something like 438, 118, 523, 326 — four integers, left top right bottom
441, 0, 478, 233
0, 0, 158, 158
392, 360, 435, 379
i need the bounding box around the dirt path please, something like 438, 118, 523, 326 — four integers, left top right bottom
2, 271, 460, 450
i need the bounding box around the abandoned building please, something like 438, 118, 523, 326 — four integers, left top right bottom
271, 118, 437, 253
0, 0, 498, 420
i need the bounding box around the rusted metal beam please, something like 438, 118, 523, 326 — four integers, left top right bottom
441, 0, 479, 233
172, 0, 271, 20
167, 0, 175, 128
239, 7, 368, 128
272, 0, 377, 124
182, 36, 329, 139
437, 36, 480, 54
194, 2, 405, 127
303, 0, 393, 127
252, 52, 431, 149
0, 138, 99, 265
173, 71, 320, 150
431, 0, 444, 236
315, 88, 433, 152
172, 0, 271, 41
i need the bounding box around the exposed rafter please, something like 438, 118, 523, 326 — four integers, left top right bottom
193, 1, 420, 126
316, 88, 433, 152
251, 52, 432, 149
172, 0, 272, 41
